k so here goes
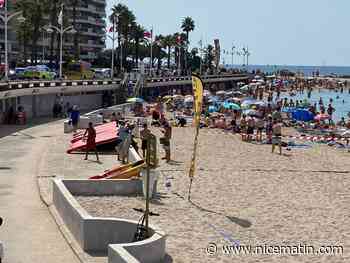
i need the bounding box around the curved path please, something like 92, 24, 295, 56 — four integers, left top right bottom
0, 121, 79, 263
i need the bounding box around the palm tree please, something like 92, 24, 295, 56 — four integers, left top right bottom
181, 17, 195, 45
181, 17, 195, 72
161, 35, 174, 69
110, 4, 136, 71
131, 24, 145, 67
154, 34, 165, 70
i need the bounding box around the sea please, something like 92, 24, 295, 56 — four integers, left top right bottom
228, 64, 350, 77
282, 89, 350, 122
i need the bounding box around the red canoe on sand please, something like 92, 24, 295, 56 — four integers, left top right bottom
67, 122, 119, 153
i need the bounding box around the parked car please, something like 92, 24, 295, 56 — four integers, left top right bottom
23, 65, 56, 80
64, 61, 95, 79
93, 68, 111, 79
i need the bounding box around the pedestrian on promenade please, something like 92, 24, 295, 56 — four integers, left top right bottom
70, 105, 80, 132
83, 122, 99, 162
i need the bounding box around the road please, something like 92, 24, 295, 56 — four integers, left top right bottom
0, 122, 79, 263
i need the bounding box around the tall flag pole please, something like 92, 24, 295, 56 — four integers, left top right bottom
150, 26, 153, 73
188, 74, 204, 201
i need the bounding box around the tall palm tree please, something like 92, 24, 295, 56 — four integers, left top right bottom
181, 17, 195, 72
110, 4, 136, 71
161, 35, 174, 69
131, 24, 145, 67
181, 17, 195, 45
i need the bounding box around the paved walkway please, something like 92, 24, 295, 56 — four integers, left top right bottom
0, 121, 80, 263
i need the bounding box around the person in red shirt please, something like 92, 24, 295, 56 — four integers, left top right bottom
83, 122, 99, 162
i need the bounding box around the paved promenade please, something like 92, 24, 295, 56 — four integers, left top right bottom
0, 121, 80, 263
0, 119, 119, 263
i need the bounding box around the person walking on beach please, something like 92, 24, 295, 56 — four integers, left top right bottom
266, 115, 273, 144
240, 115, 247, 141
140, 123, 151, 158
83, 122, 99, 162
161, 122, 172, 162
271, 120, 282, 155
247, 116, 255, 142
256, 117, 264, 142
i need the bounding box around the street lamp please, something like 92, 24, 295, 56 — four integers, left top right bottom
0, 0, 26, 81
104, 14, 118, 79
40, 27, 48, 63
231, 45, 236, 67
46, 5, 76, 79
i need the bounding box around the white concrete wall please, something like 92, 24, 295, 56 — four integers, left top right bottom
52, 179, 166, 262
19, 93, 103, 119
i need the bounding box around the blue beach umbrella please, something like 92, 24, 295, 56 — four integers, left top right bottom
222, 102, 241, 110
208, 105, 218, 113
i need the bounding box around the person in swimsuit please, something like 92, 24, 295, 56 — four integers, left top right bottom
256, 117, 265, 142
247, 116, 255, 142
140, 123, 151, 158
240, 115, 247, 141
271, 120, 282, 155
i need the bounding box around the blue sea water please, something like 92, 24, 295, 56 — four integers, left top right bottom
282, 89, 350, 121
228, 64, 350, 77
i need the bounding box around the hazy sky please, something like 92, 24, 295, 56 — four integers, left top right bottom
106, 0, 350, 67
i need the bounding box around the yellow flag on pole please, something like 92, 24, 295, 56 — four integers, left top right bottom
192, 74, 204, 128
188, 74, 204, 184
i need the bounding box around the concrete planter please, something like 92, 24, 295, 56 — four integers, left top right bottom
52, 179, 166, 263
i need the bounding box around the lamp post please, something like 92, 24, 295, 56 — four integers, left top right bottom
198, 39, 203, 75
40, 28, 47, 63
105, 15, 118, 79
0, 0, 26, 81
46, 5, 76, 79
231, 45, 236, 67
120, 36, 125, 73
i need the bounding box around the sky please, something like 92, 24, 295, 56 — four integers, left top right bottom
106, 0, 350, 67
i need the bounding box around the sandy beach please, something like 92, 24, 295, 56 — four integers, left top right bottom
76, 125, 350, 263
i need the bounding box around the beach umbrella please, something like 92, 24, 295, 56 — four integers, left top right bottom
244, 109, 261, 117
216, 90, 226, 96
208, 96, 219, 103
203, 89, 211, 97
282, 107, 296, 113
222, 102, 241, 110
240, 85, 249, 91
127, 97, 145, 103
341, 131, 350, 138
208, 105, 218, 113
184, 96, 194, 103
315, 113, 330, 121
253, 101, 268, 107
241, 99, 257, 105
